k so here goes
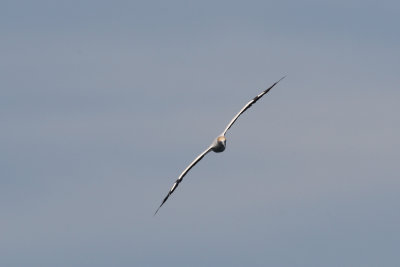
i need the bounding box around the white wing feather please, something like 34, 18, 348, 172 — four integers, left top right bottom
222, 76, 285, 136
154, 146, 212, 215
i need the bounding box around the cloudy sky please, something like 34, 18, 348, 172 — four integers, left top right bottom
1, 1, 399, 266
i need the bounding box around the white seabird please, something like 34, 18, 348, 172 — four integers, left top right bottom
155, 77, 285, 215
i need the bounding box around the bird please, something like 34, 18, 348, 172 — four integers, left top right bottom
154, 77, 285, 215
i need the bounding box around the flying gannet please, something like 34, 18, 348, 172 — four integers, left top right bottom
155, 77, 285, 215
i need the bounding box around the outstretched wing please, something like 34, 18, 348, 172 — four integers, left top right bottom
154, 146, 212, 215
221, 76, 285, 136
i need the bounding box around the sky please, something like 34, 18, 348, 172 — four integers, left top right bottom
1, 0, 400, 266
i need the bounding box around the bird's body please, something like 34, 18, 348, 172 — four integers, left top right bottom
211, 136, 226, 153
154, 77, 285, 215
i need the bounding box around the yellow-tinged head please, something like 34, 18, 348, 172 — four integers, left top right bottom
217, 136, 226, 142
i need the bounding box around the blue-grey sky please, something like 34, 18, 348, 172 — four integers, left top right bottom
1, 1, 399, 266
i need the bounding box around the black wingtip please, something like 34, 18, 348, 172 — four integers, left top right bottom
154, 205, 162, 216
154, 200, 165, 216
276, 75, 286, 84
264, 75, 286, 94
154, 193, 170, 216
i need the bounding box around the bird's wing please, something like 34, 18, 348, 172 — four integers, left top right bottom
154, 146, 212, 215
221, 76, 285, 136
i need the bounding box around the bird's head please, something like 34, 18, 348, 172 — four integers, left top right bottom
217, 136, 226, 145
